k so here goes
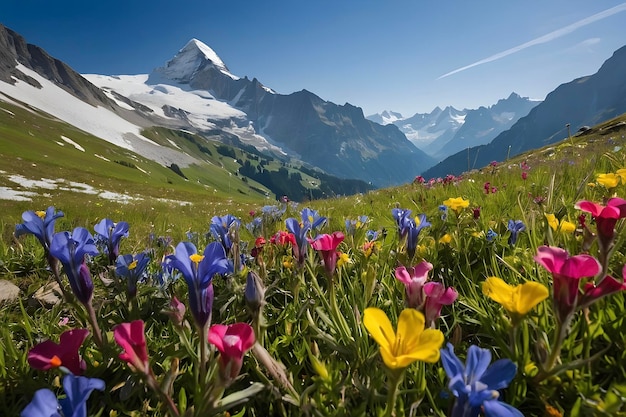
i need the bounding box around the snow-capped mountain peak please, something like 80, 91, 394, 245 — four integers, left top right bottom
153, 38, 238, 83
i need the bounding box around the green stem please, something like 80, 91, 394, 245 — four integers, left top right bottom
146, 371, 181, 417
509, 323, 519, 361
84, 300, 104, 349
196, 322, 208, 416
536, 313, 573, 382
384, 369, 405, 417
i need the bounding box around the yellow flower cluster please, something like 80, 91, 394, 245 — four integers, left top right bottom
443, 197, 470, 213
544, 213, 576, 234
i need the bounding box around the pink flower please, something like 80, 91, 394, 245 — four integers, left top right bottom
423, 282, 458, 327
521, 172, 528, 180
395, 262, 433, 309
113, 320, 149, 374
28, 328, 89, 375
208, 322, 255, 384
534, 246, 601, 322
164, 296, 186, 327
310, 231, 345, 276
575, 198, 626, 249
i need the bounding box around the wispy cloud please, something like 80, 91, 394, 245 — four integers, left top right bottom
438, 2, 626, 79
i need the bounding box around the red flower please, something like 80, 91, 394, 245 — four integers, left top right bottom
28, 328, 89, 375
208, 322, 255, 384
270, 230, 296, 246
113, 320, 149, 374
534, 246, 601, 323
310, 231, 345, 276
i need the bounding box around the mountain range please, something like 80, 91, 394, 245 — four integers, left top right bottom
0, 24, 433, 188
1, 22, 625, 190
367, 93, 540, 161
423, 45, 626, 179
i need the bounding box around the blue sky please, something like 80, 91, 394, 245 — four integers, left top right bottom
2, 1, 625, 116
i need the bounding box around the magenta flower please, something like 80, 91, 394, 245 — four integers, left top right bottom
113, 320, 149, 375
534, 246, 601, 322
579, 264, 626, 308
28, 328, 89, 375
208, 322, 255, 384
395, 261, 433, 309
423, 282, 458, 327
310, 231, 345, 276
575, 198, 626, 250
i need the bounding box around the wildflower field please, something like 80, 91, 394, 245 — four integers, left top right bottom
2, 116, 626, 417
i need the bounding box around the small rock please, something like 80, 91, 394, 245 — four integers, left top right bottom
0, 280, 20, 303
31, 281, 63, 308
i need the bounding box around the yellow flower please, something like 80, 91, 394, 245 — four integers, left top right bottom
558, 220, 576, 233
439, 233, 452, 244
482, 277, 548, 319
443, 197, 470, 212
545, 214, 576, 233
282, 256, 293, 269
363, 307, 443, 369
336, 252, 352, 268
616, 168, 626, 184
544, 213, 558, 231
597, 173, 619, 189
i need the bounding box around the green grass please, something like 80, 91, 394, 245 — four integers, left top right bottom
2, 104, 626, 416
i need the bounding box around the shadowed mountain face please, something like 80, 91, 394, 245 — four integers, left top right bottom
0, 24, 113, 107
422, 45, 626, 179
149, 40, 435, 187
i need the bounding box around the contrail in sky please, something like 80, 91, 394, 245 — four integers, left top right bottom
438, 2, 626, 79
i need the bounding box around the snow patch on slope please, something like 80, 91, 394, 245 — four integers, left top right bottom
0, 64, 153, 151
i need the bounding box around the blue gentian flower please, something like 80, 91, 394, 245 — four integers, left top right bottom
345, 216, 369, 236
345, 219, 357, 236
440, 343, 522, 417
50, 228, 99, 305
261, 204, 286, 221
15, 206, 64, 252
246, 217, 263, 237
94, 218, 129, 264
115, 253, 150, 297
285, 218, 310, 267
21, 374, 105, 417
486, 229, 498, 242
210, 214, 240, 255
439, 205, 448, 221
365, 229, 379, 241
406, 214, 431, 259
392, 208, 413, 239
301, 208, 326, 232
165, 242, 232, 328
507, 220, 526, 246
